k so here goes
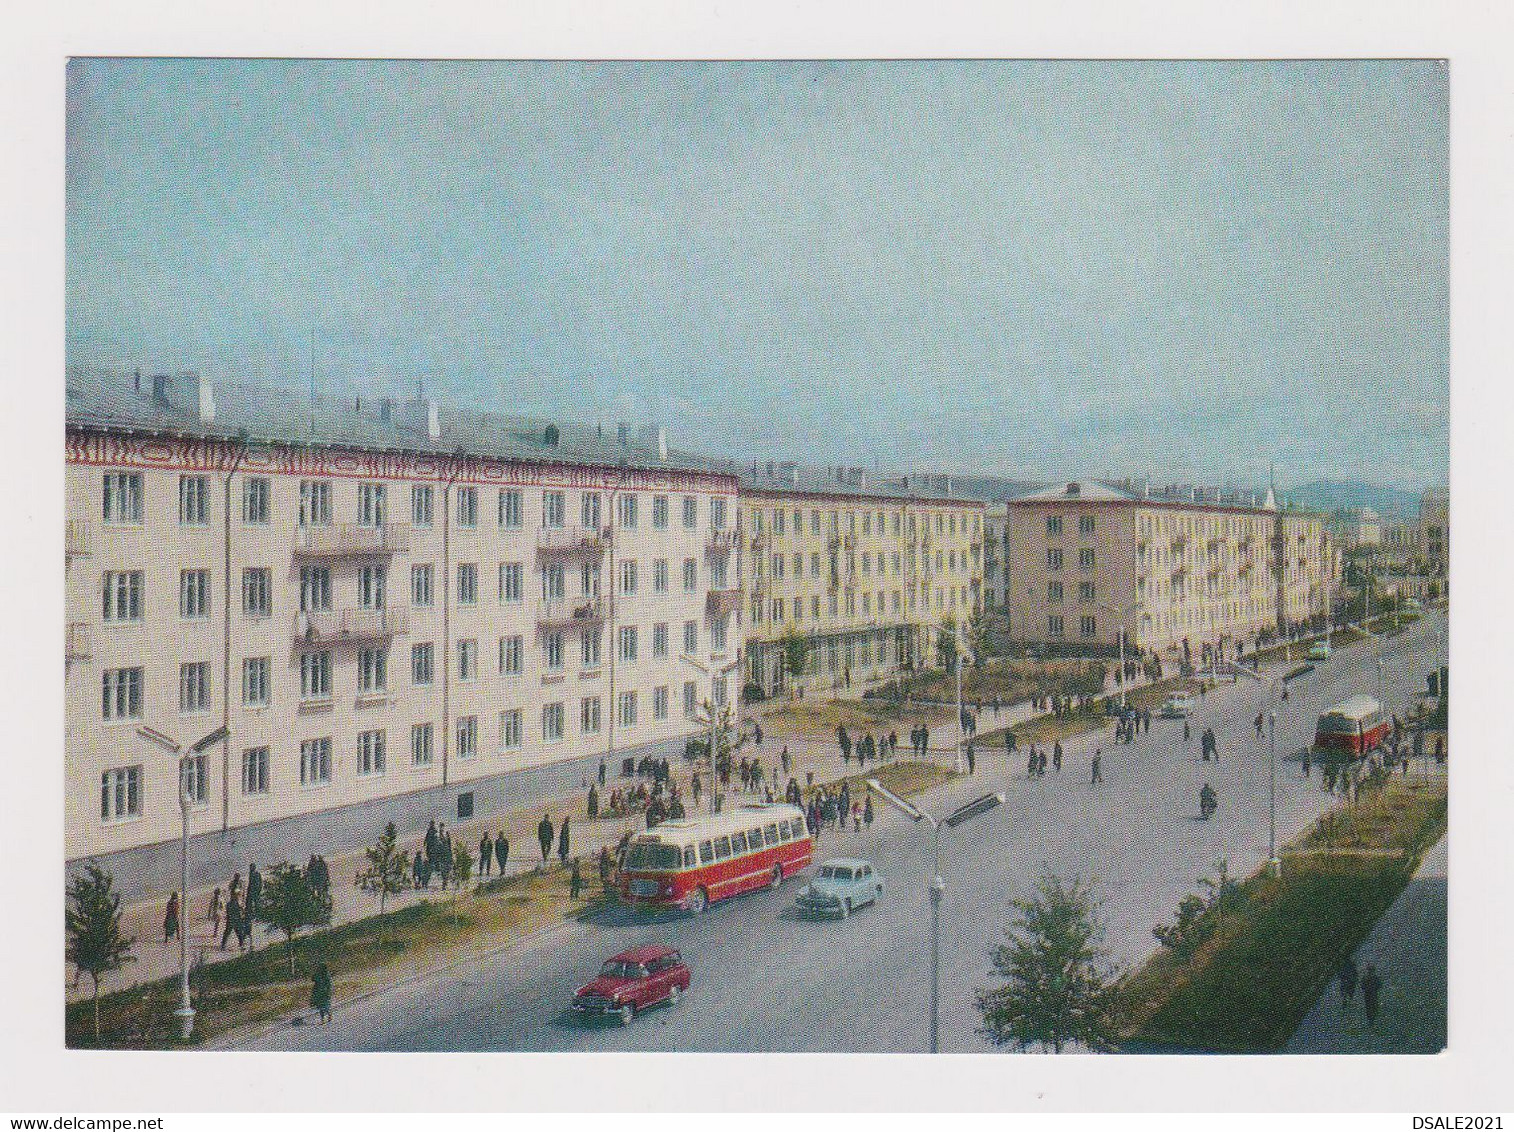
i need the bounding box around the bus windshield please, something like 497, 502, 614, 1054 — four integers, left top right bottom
624, 841, 683, 871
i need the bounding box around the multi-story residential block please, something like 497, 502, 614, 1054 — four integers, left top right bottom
982, 503, 1010, 611
1003, 480, 1336, 661
734, 463, 985, 695
1419, 486, 1449, 577
66, 368, 739, 868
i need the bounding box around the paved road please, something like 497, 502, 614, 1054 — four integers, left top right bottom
241, 613, 1446, 1053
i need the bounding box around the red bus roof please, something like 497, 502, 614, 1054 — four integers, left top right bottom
1321, 695, 1383, 723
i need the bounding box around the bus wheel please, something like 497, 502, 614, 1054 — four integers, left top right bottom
687, 887, 708, 915
769, 865, 783, 890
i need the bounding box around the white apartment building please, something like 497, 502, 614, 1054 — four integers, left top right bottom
66, 369, 739, 866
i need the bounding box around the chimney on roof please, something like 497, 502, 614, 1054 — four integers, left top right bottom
637, 425, 668, 461
766, 461, 775, 477
400, 395, 439, 441
617, 423, 630, 447
378, 398, 393, 423
182, 372, 215, 424
132, 369, 141, 393
777, 461, 799, 485
151, 374, 171, 407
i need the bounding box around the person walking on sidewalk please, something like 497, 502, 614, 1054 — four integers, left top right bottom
1338, 956, 1358, 1012
311, 961, 333, 1025
163, 892, 180, 946
569, 858, 583, 900
864, 795, 874, 830
479, 834, 493, 878
1091, 749, 1103, 785
966, 740, 976, 776
413, 850, 427, 890
538, 814, 554, 864
1362, 964, 1382, 1028
495, 831, 509, 876
1053, 740, 1063, 774
220, 891, 242, 951
558, 815, 572, 864
208, 887, 223, 942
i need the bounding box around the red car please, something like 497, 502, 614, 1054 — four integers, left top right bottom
571, 945, 690, 1026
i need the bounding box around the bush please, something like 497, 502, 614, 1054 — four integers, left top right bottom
741, 682, 766, 704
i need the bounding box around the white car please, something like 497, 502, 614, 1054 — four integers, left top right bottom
1160, 693, 1195, 718
1307, 640, 1332, 661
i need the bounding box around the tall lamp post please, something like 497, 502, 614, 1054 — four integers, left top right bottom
1094, 601, 1144, 708
868, 778, 1003, 1052
136, 723, 228, 1041
1267, 709, 1280, 876
680, 653, 742, 815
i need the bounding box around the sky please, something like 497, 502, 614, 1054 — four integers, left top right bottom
65, 59, 1448, 492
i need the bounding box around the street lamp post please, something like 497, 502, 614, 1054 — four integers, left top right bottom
867, 779, 1003, 1052
1092, 601, 1143, 708
1267, 709, 1280, 877
136, 723, 227, 1041
680, 654, 742, 815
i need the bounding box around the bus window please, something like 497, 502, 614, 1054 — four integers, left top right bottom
730, 832, 747, 855
699, 840, 714, 864
778, 820, 791, 840
748, 828, 764, 849
714, 836, 731, 860
764, 823, 779, 845
683, 846, 696, 868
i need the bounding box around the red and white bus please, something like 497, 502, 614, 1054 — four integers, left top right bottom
1313, 694, 1391, 760
618, 802, 814, 915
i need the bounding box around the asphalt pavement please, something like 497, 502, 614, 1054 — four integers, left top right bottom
238, 611, 1446, 1053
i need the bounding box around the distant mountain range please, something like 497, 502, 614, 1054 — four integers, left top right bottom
1282, 480, 1426, 521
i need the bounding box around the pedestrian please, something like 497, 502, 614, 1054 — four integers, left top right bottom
435, 836, 452, 891
966, 741, 976, 775
228, 871, 242, 909
424, 820, 439, 864
1303, 748, 1312, 778
495, 831, 509, 876
853, 802, 862, 833
1091, 749, 1103, 785
1183, 719, 1191, 743
479, 833, 493, 877
754, 722, 763, 747
1434, 736, 1445, 764
1362, 964, 1382, 1027
246, 862, 262, 919
864, 796, 874, 829
163, 892, 180, 945
208, 887, 223, 940
413, 849, 428, 889
1338, 956, 1358, 1011
599, 759, 607, 787
692, 772, 702, 807
311, 960, 333, 1025
538, 814, 554, 864
569, 858, 582, 900
1053, 740, 1063, 773
781, 745, 790, 775
1255, 712, 1264, 739
599, 845, 614, 892
558, 815, 571, 863
1038, 749, 1047, 777
220, 891, 242, 950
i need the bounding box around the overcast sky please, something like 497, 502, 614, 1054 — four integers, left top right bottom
66, 59, 1447, 491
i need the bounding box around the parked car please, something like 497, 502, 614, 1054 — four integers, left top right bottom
1159, 693, 1195, 718
571, 945, 689, 1026
795, 858, 883, 919
1307, 640, 1332, 661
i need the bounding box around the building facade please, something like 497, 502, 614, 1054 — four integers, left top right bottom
1419, 486, 1449, 577
66, 370, 739, 863
1003, 481, 1335, 661
735, 465, 985, 695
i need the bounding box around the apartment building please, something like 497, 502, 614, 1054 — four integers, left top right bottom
1003, 480, 1335, 660
66, 368, 739, 865
1419, 486, 1449, 576
735, 464, 985, 695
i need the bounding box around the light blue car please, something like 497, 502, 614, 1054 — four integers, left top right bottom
795, 858, 883, 919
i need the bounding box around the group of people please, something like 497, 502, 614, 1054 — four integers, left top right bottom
413, 821, 459, 889
538, 813, 572, 864
1022, 739, 1063, 778
1338, 955, 1384, 1027
803, 780, 873, 838
163, 861, 266, 954
837, 725, 899, 767
1115, 708, 1151, 744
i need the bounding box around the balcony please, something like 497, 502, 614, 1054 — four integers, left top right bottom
295, 522, 410, 557
706, 587, 742, 617
705, 529, 738, 556
66, 622, 90, 660
536, 525, 609, 557
294, 607, 409, 642
537, 597, 606, 628
66, 519, 92, 558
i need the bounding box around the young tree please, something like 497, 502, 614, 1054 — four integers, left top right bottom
65, 865, 136, 1042
355, 822, 411, 914
976, 873, 1121, 1053
256, 862, 333, 976
451, 842, 475, 891
779, 628, 809, 691
936, 614, 959, 673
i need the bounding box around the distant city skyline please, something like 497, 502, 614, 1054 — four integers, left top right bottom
67, 59, 1447, 493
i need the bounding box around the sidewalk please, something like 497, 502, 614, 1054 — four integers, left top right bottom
1285, 834, 1447, 1054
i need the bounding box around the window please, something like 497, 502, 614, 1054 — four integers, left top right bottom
103, 571, 143, 622
619, 561, 637, 595
544, 631, 563, 670
653, 558, 669, 593
618, 691, 637, 728
499, 562, 522, 603
1079, 515, 1095, 535
653, 685, 669, 720
300, 651, 332, 700
710, 498, 726, 529
243, 657, 271, 706
411, 723, 434, 767
179, 475, 209, 525
500, 634, 523, 674
1049, 581, 1064, 604
713, 676, 728, 706
617, 494, 637, 529
241, 568, 271, 617
580, 696, 602, 734
358, 482, 386, 527
411, 643, 434, 686
682, 497, 697, 528
492, 488, 521, 528
731, 831, 747, 855
241, 747, 269, 796
103, 472, 143, 524
1047, 515, 1063, 536
179, 662, 210, 713
652, 495, 669, 529
619, 626, 638, 663
500, 710, 522, 749
683, 681, 698, 718
581, 628, 602, 668
771, 554, 784, 579
1079, 548, 1096, 569
1080, 615, 1098, 637
358, 647, 388, 692
359, 564, 388, 610
456, 486, 478, 527
300, 738, 332, 786
683, 558, 698, 592
1048, 615, 1065, 637
299, 480, 332, 526
1047, 548, 1063, 570
683, 620, 697, 655
540, 490, 565, 528
183, 752, 209, 809
457, 563, 477, 605
711, 618, 728, 651
102, 668, 143, 720
456, 716, 477, 760
100, 767, 141, 821
542, 563, 565, 601
412, 485, 433, 527
652, 622, 669, 658
711, 559, 728, 588
242, 478, 270, 524
411, 564, 433, 607
578, 492, 602, 530
358, 730, 386, 776
1079, 581, 1095, 604
580, 562, 601, 598
180, 570, 210, 618
299, 565, 331, 612
543, 703, 565, 743
458, 638, 478, 679
713, 835, 731, 860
